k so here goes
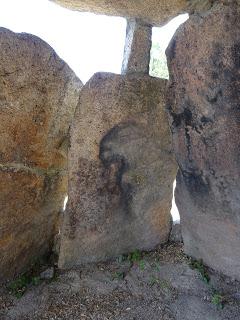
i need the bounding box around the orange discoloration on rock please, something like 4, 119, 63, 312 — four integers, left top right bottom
0, 28, 82, 282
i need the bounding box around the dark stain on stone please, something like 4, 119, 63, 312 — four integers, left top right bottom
185, 127, 192, 162
68, 208, 79, 239
206, 88, 222, 104
211, 71, 218, 80
211, 43, 240, 106
200, 116, 213, 125
211, 43, 225, 72
99, 123, 134, 215
181, 169, 210, 196
170, 107, 193, 128
166, 38, 177, 62
231, 43, 240, 69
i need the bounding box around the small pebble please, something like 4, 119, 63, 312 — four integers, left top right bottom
40, 267, 54, 280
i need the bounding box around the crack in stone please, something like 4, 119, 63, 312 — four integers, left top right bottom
0, 162, 66, 176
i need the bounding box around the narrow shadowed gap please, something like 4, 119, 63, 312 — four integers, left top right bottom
149, 14, 189, 223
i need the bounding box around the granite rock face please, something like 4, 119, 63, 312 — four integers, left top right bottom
166, 0, 240, 279
50, 0, 215, 26
121, 19, 152, 75
59, 73, 177, 268
0, 28, 82, 282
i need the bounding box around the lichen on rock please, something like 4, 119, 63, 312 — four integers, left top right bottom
0, 27, 82, 282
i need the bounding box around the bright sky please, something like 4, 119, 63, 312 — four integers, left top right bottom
0, 0, 126, 83
152, 14, 188, 52
0, 0, 188, 83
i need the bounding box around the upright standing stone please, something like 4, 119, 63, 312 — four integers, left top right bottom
59, 73, 177, 268
0, 28, 82, 282
121, 19, 152, 75
167, 0, 240, 279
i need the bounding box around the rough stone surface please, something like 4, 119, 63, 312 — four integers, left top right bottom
0, 28, 82, 282
170, 223, 182, 243
40, 268, 55, 280
50, 0, 216, 26
121, 19, 152, 75
59, 72, 177, 268
166, 0, 240, 279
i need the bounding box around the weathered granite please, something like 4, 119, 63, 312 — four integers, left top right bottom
0, 28, 82, 282
50, 0, 216, 26
59, 72, 177, 268
121, 19, 152, 75
166, 0, 240, 279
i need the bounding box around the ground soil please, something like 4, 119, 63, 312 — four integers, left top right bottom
1, 243, 240, 320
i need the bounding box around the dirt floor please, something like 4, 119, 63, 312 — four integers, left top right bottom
1, 243, 240, 320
